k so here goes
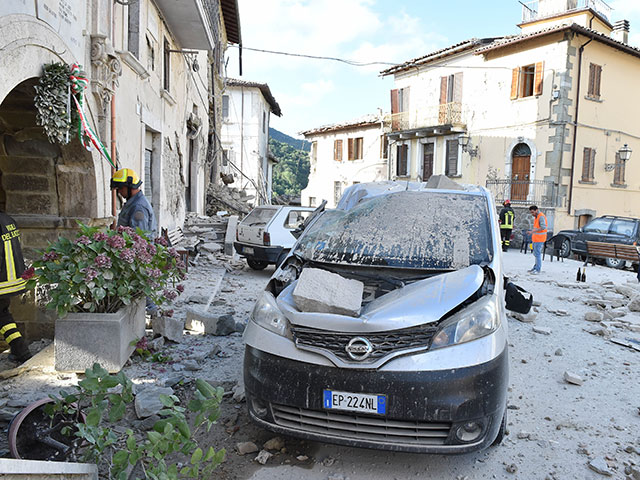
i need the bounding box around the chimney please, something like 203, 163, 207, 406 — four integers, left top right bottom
612, 20, 630, 44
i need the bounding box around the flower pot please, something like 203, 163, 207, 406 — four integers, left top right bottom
54, 297, 145, 372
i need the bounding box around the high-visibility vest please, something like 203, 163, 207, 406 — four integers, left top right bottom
532, 212, 548, 243
0, 212, 27, 297
501, 210, 514, 229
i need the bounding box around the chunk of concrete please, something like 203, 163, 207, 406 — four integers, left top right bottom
628, 295, 640, 312
563, 371, 584, 386
425, 174, 463, 190
588, 457, 613, 476
185, 308, 236, 335
152, 316, 184, 343
532, 326, 551, 335
134, 387, 174, 418
292, 268, 364, 316
224, 215, 239, 256
584, 311, 604, 322
236, 442, 259, 455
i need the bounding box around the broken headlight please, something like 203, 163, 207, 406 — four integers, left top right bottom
430, 295, 500, 349
250, 291, 292, 338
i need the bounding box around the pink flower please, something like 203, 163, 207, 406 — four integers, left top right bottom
21, 267, 35, 280
146, 268, 162, 279
119, 248, 135, 264
163, 309, 174, 318
107, 235, 126, 249
92, 232, 108, 242
82, 268, 98, 282
42, 251, 59, 261
155, 236, 168, 247
75, 235, 91, 245
168, 248, 180, 260
94, 254, 112, 269
163, 289, 178, 301
176, 284, 184, 293
117, 226, 135, 236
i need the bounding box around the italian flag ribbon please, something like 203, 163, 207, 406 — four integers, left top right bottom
69, 63, 115, 168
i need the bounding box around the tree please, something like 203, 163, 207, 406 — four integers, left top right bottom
270, 138, 310, 198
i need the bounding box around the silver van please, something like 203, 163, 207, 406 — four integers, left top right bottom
243, 180, 519, 453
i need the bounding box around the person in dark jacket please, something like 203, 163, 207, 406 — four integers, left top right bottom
498, 199, 515, 252
0, 212, 32, 362
110, 168, 157, 235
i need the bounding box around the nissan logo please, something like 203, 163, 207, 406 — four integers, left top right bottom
345, 337, 374, 361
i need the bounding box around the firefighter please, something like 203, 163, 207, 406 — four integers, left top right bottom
499, 199, 515, 252
0, 211, 32, 363
110, 168, 157, 235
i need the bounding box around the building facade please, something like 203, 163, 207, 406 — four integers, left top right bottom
0, 0, 239, 339
301, 114, 389, 208
382, 0, 639, 233
221, 79, 282, 205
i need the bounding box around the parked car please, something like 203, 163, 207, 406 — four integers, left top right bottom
234, 205, 315, 270
555, 215, 640, 269
243, 180, 526, 453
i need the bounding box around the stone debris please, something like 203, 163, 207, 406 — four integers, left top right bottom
292, 268, 364, 316
506, 463, 518, 473
134, 386, 174, 418
236, 441, 259, 455
232, 381, 245, 403
554, 348, 563, 356
588, 457, 613, 476
149, 336, 165, 351
152, 316, 184, 343
254, 449, 273, 465
629, 295, 640, 313
584, 312, 604, 322
511, 311, 537, 323
206, 183, 252, 217
263, 437, 285, 451
186, 309, 240, 336
296, 455, 309, 461
563, 371, 584, 386
532, 326, 552, 335
610, 337, 640, 351
182, 360, 201, 371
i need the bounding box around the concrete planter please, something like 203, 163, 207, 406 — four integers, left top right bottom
0, 458, 97, 479
54, 297, 146, 372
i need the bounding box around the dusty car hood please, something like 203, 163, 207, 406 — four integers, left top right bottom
276, 265, 485, 333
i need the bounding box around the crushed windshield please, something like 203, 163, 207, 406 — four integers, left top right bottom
294, 191, 493, 269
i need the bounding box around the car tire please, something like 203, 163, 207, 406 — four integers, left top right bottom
559, 238, 571, 258
247, 259, 268, 270
491, 408, 507, 446
605, 257, 626, 269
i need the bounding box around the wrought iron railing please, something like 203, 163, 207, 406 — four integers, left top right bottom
486, 179, 558, 208
521, 0, 611, 24
388, 102, 463, 132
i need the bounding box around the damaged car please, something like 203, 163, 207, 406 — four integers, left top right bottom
243, 179, 522, 454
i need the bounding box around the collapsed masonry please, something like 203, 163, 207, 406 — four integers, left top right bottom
205, 183, 253, 217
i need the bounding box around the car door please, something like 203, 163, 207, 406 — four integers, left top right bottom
607, 219, 637, 246
575, 217, 613, 253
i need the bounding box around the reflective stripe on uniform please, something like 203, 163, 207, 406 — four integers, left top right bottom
5, 239, 16, 281
0, 278, 27, 295
0, 323, 18, 336
5, 331, 21, 343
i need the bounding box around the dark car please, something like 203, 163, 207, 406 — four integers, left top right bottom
556, 215, 640, 269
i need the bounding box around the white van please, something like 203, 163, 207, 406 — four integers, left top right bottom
234, 205, 315, 270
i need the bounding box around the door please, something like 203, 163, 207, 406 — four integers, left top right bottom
422, 143, 434, 181
577, 217, 613, 253
510, 155, 530, 201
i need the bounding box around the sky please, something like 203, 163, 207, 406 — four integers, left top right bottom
225, 0, 640, 138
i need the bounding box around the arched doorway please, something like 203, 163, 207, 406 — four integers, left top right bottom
510, 143, 531, 201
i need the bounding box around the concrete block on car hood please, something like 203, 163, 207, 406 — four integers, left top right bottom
292, 268, 364, 317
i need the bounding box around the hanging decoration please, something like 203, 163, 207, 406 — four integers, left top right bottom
33, 62, 115, 168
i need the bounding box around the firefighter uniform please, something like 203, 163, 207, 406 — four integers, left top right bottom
499, 202, 515, 252
0, 212, 30, 362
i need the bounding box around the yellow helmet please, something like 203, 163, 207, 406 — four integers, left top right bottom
110, 168, 142, 189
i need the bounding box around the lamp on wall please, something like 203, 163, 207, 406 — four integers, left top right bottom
459, 134, 479, 157
604, 143, 632, 171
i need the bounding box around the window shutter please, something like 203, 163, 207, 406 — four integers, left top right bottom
390, 89, 399, 114
534, 61, 544, 96
446, 140, 458, 176
595, 64, 602, 97
440, 77, 448, 105
453, 72, 463, 103
510, 68, 520, 99
348, 138, 354, 160
581, 147, 590, 181
588, 63, 596, 96
402, 87, 410, 112
590, 148, 596, 180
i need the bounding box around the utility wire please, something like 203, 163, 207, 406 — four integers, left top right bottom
230, 45, 398, 67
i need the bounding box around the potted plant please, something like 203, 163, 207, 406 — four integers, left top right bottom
22, 224, 185, 372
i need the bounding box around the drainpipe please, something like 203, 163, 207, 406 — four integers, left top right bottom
111, 91, 117, 227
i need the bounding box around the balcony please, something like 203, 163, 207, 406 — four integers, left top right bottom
154, 0, 216, 49
388, 102, 464, 135
521, 0, 612, 24
486, 179, 558, 208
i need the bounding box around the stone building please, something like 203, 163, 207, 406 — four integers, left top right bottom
0, 0, 240, 340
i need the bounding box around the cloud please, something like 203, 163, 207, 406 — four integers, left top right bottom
609, 0, 640, 17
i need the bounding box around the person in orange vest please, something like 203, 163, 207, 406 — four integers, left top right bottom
527, 205, 547, 274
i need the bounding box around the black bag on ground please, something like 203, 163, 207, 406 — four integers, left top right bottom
505, 282, 533, 314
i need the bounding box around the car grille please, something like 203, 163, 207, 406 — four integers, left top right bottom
272, 404, 451, 445
290, 324, 439, 362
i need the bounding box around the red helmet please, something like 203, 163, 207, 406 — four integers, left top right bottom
503, 199, 511, 206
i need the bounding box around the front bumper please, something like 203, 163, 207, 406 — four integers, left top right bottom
244, 345, 508, 454
233, 242, 283, 263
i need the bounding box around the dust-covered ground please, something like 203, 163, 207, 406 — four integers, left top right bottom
1, 251, 640, 479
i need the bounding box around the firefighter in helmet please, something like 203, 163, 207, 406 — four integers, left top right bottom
110, 168, 157, 235
499, 199, 515, 252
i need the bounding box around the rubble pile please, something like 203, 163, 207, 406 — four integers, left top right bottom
205, 183, 253, 217
182, 212, 230, 261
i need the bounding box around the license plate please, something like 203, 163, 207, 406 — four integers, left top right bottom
243, 247, 254, 254
323, 390, 386, 415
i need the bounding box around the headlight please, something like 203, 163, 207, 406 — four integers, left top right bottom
431, 296, 500, 349
250, 291, 291, 338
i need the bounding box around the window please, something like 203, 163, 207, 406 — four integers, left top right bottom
581, 147, 596, 182
146, 36, 155, 71
263, 111, 266, 133
511, 62, 544, 99
163, 38, 170, 91
222, 95, 229, 119
396, 144, 408, 176
390, 87, 410, 129
284, 210, 311, 229
380, 135, 388, 159
127, 1, 140, 58
334, 139, 343, 161
439, 73, 462, 123
584, 217, 612, 233
445, 139, 459, 176
348, 137, 363, 160
609, 219, 636, 237
613, 153, 626, 186
588, 63, 602, 99
334, 181, 342, 205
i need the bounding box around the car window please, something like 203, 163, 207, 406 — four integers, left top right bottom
583, 217, 613, 233
609, 219, 636, 237
241, 208, 277, 226
295, 191, 493, 270
283, 210, 312, 229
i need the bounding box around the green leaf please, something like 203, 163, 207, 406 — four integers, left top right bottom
191, 447, 203, 464
147, 431, 162, 444
203, 446, 215, 462
85, 407, 101, 427
108, 401, 126, 422
113, 450, 128, 465
159, 394, 174, 407
126, 434, 136, 450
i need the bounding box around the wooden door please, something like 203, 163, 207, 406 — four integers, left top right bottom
422, 143, 434, 181
510, 155, 530, 201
